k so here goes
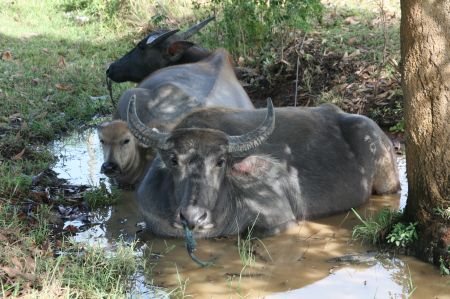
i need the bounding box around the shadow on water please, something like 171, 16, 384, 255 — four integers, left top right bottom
51, 129, 449, 299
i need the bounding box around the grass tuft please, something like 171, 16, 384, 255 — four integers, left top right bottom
351, 208, 401, 245
84, 180, 121, 209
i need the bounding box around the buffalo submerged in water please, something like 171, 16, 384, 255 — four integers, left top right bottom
127, 98, 400, 238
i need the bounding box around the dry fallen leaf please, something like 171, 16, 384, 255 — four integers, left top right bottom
349, 49, 361, 58
1, 51, 12, 60
58, 55, 66, 67
347, 37, 357, 45
64, 224, 79, 233
237, 56, 245, 66
55, 83, 73, 91
9, 113, 21, 122
0, 232, 7, 242
12, 148, 25, 160
344, 16, 359, 25
1, 266, 36, 281
1, 266, 21, 278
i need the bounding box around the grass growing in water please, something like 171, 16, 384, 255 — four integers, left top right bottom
352, 208, 420, 250
351, 208, 401, 245
84, 180, 121, 208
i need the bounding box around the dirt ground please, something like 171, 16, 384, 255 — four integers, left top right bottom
239, 35, 402, 129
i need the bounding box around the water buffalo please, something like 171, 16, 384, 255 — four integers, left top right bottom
106, 16, 214, 83
127, 98, 400, 238
97, 120, 154, 188
99, 49, 254, 186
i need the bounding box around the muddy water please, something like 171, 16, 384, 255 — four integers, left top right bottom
51, 130, 449, 299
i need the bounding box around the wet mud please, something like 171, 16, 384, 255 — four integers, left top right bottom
50, 130, 449, 299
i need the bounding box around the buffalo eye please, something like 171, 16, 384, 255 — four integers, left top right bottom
216, 158, 226, 167
170, 154, 178, 166
122, 139, 130, 145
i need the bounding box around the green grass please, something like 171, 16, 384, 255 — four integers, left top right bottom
0, 0, 136, 157
352, 208, 420, 250
0, 1, 145, 296
1, 196, 143, 297
30, 240, 142, 298
84, 180, 121, 209
351, 208, 401, 245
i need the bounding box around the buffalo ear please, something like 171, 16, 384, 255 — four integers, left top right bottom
231, 155, 277, 177
166, 41, 195, 61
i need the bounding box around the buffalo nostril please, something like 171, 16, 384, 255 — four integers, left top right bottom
179, 207, 210, 230
101, 162, 118, 174
180, 212, 195, 230
198, 212, 207, 223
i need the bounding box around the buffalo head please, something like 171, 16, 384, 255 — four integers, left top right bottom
97, 120, 153, 186
127, 95, 275, 233
106, 16, 214, 83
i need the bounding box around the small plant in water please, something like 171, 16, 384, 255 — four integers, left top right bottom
439, 248, 450, 276
237, 215, 272, 275
84, 180, 120, 208
167, 264, 190, 298
386, 222, 418, 248
439, 256, 450, 276
351, 208, 401, 245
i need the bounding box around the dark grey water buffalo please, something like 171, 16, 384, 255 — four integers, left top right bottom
106, 16, 214, 83
99, 49, 254, 186
127, 98, 400, 238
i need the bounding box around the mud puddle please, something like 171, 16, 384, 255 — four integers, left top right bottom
51, 130, 449, 299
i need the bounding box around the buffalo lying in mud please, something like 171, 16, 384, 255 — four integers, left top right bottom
98, 49, 254, 186
127, 98, 400, 238
106, 16, 214, 83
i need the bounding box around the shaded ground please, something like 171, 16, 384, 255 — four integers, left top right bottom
241, 34, 402, 129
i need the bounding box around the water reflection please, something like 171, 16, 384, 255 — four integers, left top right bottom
52, 128, 106, 186
51, 131, 448, 299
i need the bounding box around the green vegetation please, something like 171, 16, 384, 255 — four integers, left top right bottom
352, 208, 421, 251
386, 221, 418, 248
84, 180, 121, 208
351, 208, 401, 246
439, 255, 450, 276
0, 0, 139, 296
204, 0, 322, 58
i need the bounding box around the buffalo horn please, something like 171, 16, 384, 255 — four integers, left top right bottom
127, 94, 170, 150
146, 29, 179, 45
227, 98, 275, 153
177, 16, 215, 40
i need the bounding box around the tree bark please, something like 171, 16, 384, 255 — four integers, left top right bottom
401, 0, 450, 265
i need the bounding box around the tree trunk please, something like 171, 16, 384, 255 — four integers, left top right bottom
401, 0, 450, 266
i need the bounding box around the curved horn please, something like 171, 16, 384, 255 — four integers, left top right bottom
146, 29, 179, 45
227, 98, 275, 153
127, 94, 170, 150
177, 16, 215, 40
